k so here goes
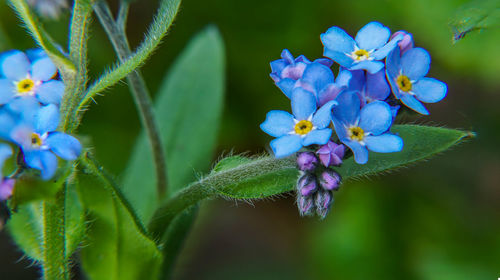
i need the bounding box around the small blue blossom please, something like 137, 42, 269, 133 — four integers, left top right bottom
321, 22, 402, 74
386, 47, 447, 115
270, 49, 333, 98
261, 89, 337, 158
347, 68, 390, 106
0, 50, 64, 106
0, 98, 81, 180
332, 91, 403, 164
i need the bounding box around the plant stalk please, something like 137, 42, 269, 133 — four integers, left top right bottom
93, 1, 168, 199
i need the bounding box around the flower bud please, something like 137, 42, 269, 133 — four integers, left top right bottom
315, 190, 333, 219
391, 31, 413, 54
297, 174, 318, 196
319, 170, 341, 191
316, 141, 345, 167
297, 195, 315, 216
0, 179, 15, 201
296, 152, 318, 171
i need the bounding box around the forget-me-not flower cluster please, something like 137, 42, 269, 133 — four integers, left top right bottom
0, 49, 81, 201
260, 22, 447, 218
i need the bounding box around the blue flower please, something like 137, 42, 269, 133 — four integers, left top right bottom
347, 68, 390, 106
321, 22, 402, 74
0, 50, 65, 106
386, 47, 447, 115
261, 89, 337, 158
1, 99, 81, 180
270, 49, 333, 98
332, 91, 403, 164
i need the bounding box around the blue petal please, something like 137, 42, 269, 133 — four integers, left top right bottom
312, 100, 337, 129
39, 151, 58, 180
36, 80, 65, 105
359, 101, 392, 135
371, 33, 403, 60
301, 63, 334, 93
335, 69, 352, 87
270, 134, 302, 158
0, 111, 17, 140
276, 78, 296, 99
332, 118, 348, 140
46, 132, 82, 160
355, 22, 390, 51
317, 84, 342, 107
34, 104, 60, 133
314, 58, 334, 68
281, 49, 294, 64
302, 128, 332, 146
332, 91, 360, 126
343, 140, 369, 164
7, 96, 40, 124
365, 133, 403, 153
347, 70, 365, 92
400, 94, 429, 115
323, 50, 354, 69
412, 77, 447, 103
24, 150, 43, 170
350, 60, 384, 74
291, 88, 316, 120
270, 59, 287, 77
1, 51, 30, 80
385, 48, 401, 81
0, 79, 15, 104
401, 48, 430, 80
31, 57, 57, 81
365, 69, 390, 101
260, 110, 294, 137
26, 48, 47, 61
321, 26, 356, 54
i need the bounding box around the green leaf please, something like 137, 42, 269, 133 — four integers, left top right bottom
0, 20, 12, 50
7, 182, 85, 262
449, 0, 500, 42
8, 0, 76, 79
148, 125, 472, 239
78, 0, 181, 110
122, 25, 225, 223
78, 154, 162, 280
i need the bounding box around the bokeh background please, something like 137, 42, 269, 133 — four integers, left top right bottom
0, 0, 499, 279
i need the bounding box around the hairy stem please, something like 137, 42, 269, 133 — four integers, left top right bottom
93, 1, 168, 198
42, 186, 68, 280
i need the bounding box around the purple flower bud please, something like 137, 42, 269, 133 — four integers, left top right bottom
297, 195, 314, 216
319, 170, 341, 191
297, 174, 318, 196
390, 31, 413, 54
0, 179, 15, 201
316, 141, 345, 167
315, 190, 333, 219
297, 152, 318, 171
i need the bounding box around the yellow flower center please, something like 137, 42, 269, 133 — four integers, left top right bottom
396, 75, 412, 92
16, 78, 35, 95
31, 133, 43, 148
348, 126, 365, 141
352, 49, 370, 61
294, 120, 313, 135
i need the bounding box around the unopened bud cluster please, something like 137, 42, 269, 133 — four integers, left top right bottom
295, 141, 344, 219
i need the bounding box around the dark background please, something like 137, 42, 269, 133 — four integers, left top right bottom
0, 0, 499, 279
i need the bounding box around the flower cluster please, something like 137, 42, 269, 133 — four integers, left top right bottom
0, 49, 81, 201
261, 22, 447, 218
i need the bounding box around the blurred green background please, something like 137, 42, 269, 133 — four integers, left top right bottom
0, 0, 499, 279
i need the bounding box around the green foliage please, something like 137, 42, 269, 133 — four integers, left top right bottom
450, 0, 500, 42
148, 125, 472, 239
77, 154, 162, 280
78, 0, 181, 110
122, 26, 225, 222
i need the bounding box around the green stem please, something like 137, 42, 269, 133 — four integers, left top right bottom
93, 0, 168, 198
147, 157, 296, 240
42, 186, 68, 280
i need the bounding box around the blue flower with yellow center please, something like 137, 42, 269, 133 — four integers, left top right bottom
332, 91, 403, 164
261, 89, 337, 158
0, 50, 65, 106
0, 98, 81, 180
386, 47, 447, 115
321, 22, 402, 74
